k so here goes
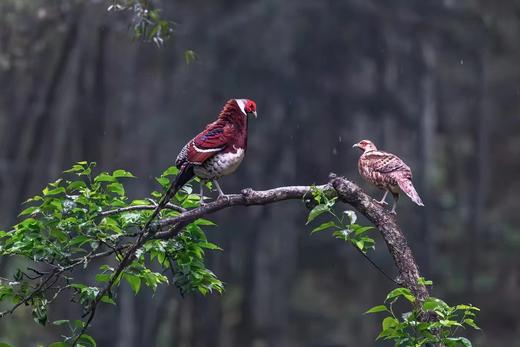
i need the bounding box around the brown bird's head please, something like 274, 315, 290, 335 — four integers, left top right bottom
352, 139, 377, 152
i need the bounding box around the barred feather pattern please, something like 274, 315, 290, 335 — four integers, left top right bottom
358, 149, 424, 206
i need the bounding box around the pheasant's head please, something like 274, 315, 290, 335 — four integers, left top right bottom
353, 139, 377, 152
220, 99, 258, 122
235, 99, 257, 118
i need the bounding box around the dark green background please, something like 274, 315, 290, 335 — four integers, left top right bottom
0, 0, 518, 346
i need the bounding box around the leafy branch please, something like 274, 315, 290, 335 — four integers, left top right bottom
365, 279, 480, 347
306, 186, 375, 253
0, 164, 479, 346
107, 0, 175, 46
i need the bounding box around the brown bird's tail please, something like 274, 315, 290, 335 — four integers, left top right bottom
397, 179, 424, 206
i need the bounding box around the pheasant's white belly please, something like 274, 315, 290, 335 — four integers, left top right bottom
194, 148, 245, 179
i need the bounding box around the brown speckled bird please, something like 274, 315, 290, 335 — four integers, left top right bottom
353, 139, 424, 214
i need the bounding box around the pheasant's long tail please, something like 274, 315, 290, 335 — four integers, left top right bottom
142, 164, 195, 232
397, 179, 424, 206
159, 164, 195, 209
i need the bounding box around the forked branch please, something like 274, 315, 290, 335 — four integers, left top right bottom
150, 174, 428, 300
73, 174, 429, 344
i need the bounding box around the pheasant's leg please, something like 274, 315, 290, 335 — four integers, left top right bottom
377, 191, 389, 205
213, 180, 226, 198
390, 193, 399, 214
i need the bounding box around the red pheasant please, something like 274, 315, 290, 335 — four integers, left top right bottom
165, 98, 257, 205
353, 140, 424, 214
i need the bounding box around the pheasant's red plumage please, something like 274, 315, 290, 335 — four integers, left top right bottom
167, 99, 256, 203
353, 140, 423, 213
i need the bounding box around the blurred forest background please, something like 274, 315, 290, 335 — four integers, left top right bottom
0, 0, 519, 346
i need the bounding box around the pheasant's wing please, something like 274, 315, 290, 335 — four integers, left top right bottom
183, 122, 234, 165
364, 151, 423, 205
364, 151, 411, 178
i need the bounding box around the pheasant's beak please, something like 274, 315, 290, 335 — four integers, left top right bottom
352, 143, 360, 149
248, 111, 257, 118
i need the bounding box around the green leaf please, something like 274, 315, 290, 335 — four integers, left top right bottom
365, 305, 389, 314
94, 173, 115, 183
112, 169, 135, 178
311, 221, 336, 234
382, 316, 398, 330
73, 320, 86, 329
63, 163, 86, 173
385, 287, 415, 303
446, 337, 472, 347
439, 319, 463, 327
306, 204, 329, 224
52, 320, 69, 326
455, 304, 480, 311
199, 242, 222, 250
32, 296, 48, 326
48, 343, 69, 347
101, 295, 116, 305
332, 229, 350, 241
19, 206, 39, 216
194, 218, 216, 226
162, 166, 179, 176
423, 297, 448, 311
0, 343, 12, 347
184, 50, 198, 64
43, 187, 66, 196
66, 180, 86, 192
353, 225, 373, 236
78, 334, 97, 347
107, 182, 125, 196
124, 274, 141, 294
131, 199, 152, 206
418, 277, 433, 286
354, 239, 365, 250
95, 274, 111, 283
463, 318, 480, 330
156, 177, 169, 188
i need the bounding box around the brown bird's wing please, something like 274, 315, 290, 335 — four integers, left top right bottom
363, 151, 423, 206
365, 151, 411, 175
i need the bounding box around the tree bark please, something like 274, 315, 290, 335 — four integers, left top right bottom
152, 175, 429, 302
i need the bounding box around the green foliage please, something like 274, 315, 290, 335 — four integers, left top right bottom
306, 187, 375, 253
0, 168, 484, 346
366, 281, 480, 347
107, 0, 175, 46
0, 162, 222, 345
306, 188, 481, 346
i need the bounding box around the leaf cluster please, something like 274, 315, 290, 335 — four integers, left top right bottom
0, 162, 223, 345
107, 0, 174, 46
306, 187, 374, 253
365, 280, 480, 347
